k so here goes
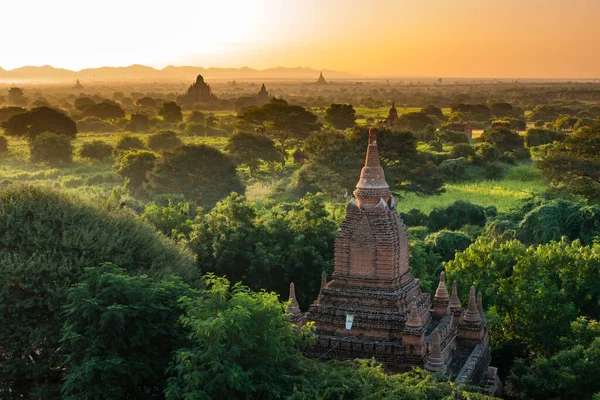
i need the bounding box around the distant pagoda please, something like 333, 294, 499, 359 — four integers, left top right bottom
385, 102, 399, 126
316, 72, 328, 85
257, 83, 271, 105
289, 128, 502, 397
178, 74, 217, 104
73, 79, 83, 90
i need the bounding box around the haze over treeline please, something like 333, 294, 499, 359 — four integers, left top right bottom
3, 0, 599, 79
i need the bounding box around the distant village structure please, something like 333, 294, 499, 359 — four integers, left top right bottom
288, 129, 501, 397
178, 74, 218, 104
316, 72, 328, 85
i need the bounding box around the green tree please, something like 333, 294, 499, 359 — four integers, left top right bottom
165, 274, 310, 400
395, 111, 435, 131
82, 101, 125, 120
79, 140, 113, 161
159, 101, 183, 123
481, 126, 524, 151
188, 193, 336, 309
324, 103, 356, 129
0, 106, 25, 123
116, 150, 158, 194
7, 87, 28, 107
491, 102, 513, 118
536, 122, 600, 201
238, 98, 319, 164
29, 132, 73, 166
509, 318, 600, 400
116, 134, 146, 151
147, 130, 183, 152
149, 144, 244, 209
421, 104, 444, 120
1, 106, 77, 142
553, 115, 578, 131
296, 127, 443, 199
0, 186, 197, 398
225, 131, 282, 176
61, 264, 198, 400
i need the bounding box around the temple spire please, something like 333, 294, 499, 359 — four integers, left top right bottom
449, 280, 462, 311
355, 128, 389, 191
320, 271, 327, 293
405, 303, 423, 328
425, 329, 446, 373
463, 286, 482, 323
287, 282, 301, 314
435, 271, 449, 300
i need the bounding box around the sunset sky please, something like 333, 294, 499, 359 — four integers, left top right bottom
3, 0, 599, 78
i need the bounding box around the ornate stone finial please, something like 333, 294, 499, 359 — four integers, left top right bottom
391, 101, 396, 109
320, 271, 327, 293
405, 303, 423, 328
356, 128, 388, 189
435, 271, 450, 300
477, 292, 486, 322
287, 282, 301, 314
463, 286, 482, 324
449, 280, 462, 311
425, 329, 446, 373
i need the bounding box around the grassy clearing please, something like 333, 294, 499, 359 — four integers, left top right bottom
0, 133, 230, 202
396, 175, 547, 214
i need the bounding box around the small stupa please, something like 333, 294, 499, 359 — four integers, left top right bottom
73, 79, 83, 90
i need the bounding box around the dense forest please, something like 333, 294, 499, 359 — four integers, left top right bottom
0, 79, 599, 399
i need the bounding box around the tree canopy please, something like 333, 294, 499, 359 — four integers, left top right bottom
149, 144, 244, 208
1, 106, 77, 141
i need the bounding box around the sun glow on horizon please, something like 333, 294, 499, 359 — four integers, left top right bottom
2, 0, 600, 78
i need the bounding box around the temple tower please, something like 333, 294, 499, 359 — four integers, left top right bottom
316, 72, 328, 85
257, 83, 270, 105
299, 128, 500, 395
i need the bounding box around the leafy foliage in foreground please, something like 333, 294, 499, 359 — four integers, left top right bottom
188, 193, 336, 309
0, 185, 197, 398
166, 274, 311, 400
61, 264, 198, 400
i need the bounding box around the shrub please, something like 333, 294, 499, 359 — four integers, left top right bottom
407, 226, 429, 240
475, 142, 501, 162
185, 122, 205, 135
425, 230, 473, 261
116, 150, 158, 193
524, 127, 567, 147
482, 127, 524, 151
149, 144, 244, 209
483, 162, 505, 179
0, 136, 8, 154
428, 200, 487, 231
450, 143, 475, 159
116, 135, 146, 151
437, 157, 467, 180
61, 265, 197, 399
29, 132, 73, 166
147, 130, 183, 152
61, 176, 84, 188
400, 208, 429, 227
76, 116, 117, 133
79, 140, 113, 161
438, 129, 469, 144
0, 186, 197, 397
428, 140, 443, 151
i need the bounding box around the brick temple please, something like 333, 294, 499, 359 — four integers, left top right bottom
288, 128, 501, 396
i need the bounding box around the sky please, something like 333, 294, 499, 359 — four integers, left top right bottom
2, 0, 599, 78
